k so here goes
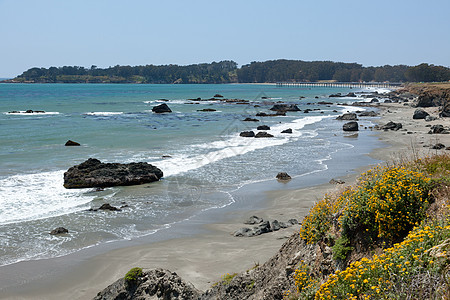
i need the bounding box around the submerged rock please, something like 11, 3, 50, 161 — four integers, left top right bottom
63, 158, 163, 189
50, 227, 69, 235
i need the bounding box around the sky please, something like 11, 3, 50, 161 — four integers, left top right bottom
0, 0, 449, 78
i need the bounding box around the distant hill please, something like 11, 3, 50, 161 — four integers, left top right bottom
4, 60, 450, 84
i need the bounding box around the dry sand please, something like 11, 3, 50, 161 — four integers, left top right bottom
1, 102, 449, 300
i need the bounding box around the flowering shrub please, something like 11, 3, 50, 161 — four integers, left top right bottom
299, 193, 348, 244
341, 166, 431, 243
315, 221, 450, 299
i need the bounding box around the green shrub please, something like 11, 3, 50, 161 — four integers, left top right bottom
124, 267, 143, 284
332, 236, 354, 261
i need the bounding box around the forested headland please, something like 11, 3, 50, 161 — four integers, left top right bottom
4, 60, 450, 84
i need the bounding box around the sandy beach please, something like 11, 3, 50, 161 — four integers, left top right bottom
1, 101, 449, 300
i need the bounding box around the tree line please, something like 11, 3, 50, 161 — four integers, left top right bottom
10, 60, 450, 83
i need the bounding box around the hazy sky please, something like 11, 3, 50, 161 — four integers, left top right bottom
1, 0, 449, 77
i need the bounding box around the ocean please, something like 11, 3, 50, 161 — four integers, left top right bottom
0, 83, 386, 266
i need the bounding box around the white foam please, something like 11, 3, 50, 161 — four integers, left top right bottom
0, 171, 94, 225
84, 112, 123, 116
153, 115, 330, 177
5, 111, 59, 115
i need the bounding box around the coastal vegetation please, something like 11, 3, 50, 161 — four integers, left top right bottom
124, 267, 143, 285
6, 60, 450, 84
289, 154, 450, 299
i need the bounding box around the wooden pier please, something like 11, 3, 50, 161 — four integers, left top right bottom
276, 82, 402, 88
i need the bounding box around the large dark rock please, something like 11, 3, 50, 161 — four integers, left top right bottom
93, 268, 201, 300
257, 125, 270, 130
431, 143, 446, 150
345, 92, 357, 97
336, 113, 358, 121
65, 140, 80, 146
255, 132, 274, 138
63, 158, 163, 189
413, 109, 429, 119
381, 121, 402, 131
240, 131, 255, 137
152, 103, 172, 113
269, 104, 300, 112
343, 121, 359, 131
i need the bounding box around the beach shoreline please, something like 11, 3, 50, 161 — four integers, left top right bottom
1, 93, 449, 299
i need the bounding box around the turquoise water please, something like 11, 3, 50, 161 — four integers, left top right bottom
0, 83, 384, 266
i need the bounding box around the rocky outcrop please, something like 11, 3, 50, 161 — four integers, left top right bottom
63, 158, 163, 189
343, 121, 359, 131
152, 103, 172, 113
413, 109, 429, 119
65, 140, 81, 146
93, 268, 201, 300
336, 113, 358, 121
197, 108, 217, 112
269, 104, 300, 112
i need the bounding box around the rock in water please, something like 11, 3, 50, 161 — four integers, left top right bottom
50, 227, 69, 235
336, 113, 358, 120
63, 158, 163, 189
152, 103, 172, 113
269, 104, 300, 112
65, 140, 80, 146
276, 172, 291, 180
413, 109, 429, 119
343, 122, 359, 131
240, 131, 255, 137
255, 132, 274, 138
281, 128, 293, 134
257, 125, 270, 130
